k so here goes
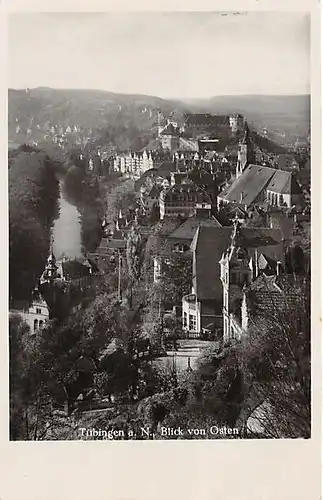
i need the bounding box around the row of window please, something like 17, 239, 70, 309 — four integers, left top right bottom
34, 319, 44, 331
267, 191, 286, 207
183, 312, 197, 331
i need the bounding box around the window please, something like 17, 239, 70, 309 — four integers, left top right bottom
34, 319, 38, 331
183, 312, 188, 327
189, 314, 196, 331
36, 308, 42, 314
39, 320, 44, 329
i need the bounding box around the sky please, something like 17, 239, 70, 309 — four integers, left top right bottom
8, 12, 310, 98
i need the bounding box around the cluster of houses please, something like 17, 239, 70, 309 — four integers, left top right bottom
10, 111, 310, 349
134, 117, 309, 342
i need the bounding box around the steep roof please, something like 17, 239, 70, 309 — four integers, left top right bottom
218, 164, 276, 206
185, 113, 230, 127
160, 123, 180, 136
192, 226, 232, 301
191, 226, 283, 302
60, 259, 93, 280
245, 273, 303, 316
267, 171, 303, 195
168, 215, 222, 242
161, 183, 212, 203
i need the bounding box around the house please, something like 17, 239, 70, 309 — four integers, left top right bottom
140, 184, 162, 212
182, 222, 284, 338
218, 164, 303, 210
219, 218, 286, 342
266, 170, 303, 208
182, 226, 233, 337
275, 153, 300, 171
153, 211, 222, 282
10, 289, 49, 334
159, 183, 212, 220
160, 123, 181, 152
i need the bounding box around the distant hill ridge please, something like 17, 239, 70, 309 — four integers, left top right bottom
8, 87, 310, 143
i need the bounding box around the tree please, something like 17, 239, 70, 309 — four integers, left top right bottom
9, 151, 59, 302
285, 242, 305, 275
160, 253, 192, 307
126, 226, 146, 308
237, 277, 310, 438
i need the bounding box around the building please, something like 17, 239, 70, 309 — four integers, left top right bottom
140, 184, 162, 212
113, 150, 154, 178
160, 123, 181, 152
219, 218, 285, 343
153, 211, 222, 283
159, 183, 212, 220
10, 289, 49, 334
236, 123, 256, 179
218, 164, 303, 210
182, 222, 284, 338
182, 226, 233, 337
183, 113, 243, 139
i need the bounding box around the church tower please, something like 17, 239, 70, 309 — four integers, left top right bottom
236, 122, 255, 179
219, 217, 252, 343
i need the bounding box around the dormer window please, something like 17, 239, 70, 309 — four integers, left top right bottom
236, 247, 246, 260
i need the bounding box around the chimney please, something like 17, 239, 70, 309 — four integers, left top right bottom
276, 260, 282, 276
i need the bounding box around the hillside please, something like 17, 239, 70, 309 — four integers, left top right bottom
9, 87, 188, 134
8, 88, 310, 148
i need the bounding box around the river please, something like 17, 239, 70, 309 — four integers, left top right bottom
52, 179, 83, 259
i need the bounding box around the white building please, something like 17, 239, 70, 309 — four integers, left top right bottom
10, 293, 49, 335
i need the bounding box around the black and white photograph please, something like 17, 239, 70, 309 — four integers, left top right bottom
8, 11, 311, 441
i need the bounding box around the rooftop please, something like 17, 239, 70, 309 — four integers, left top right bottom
192, 225, 283, 302
219, 164, 276, 206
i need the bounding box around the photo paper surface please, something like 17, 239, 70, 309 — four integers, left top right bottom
8, 10, 312, 443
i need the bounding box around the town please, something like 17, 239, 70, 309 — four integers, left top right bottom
9, 92, 311, 441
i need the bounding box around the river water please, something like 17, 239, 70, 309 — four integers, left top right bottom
52, 179, 83, 259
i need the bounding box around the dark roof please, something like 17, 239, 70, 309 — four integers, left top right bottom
192, 226, 232, 301
246, 274, 303, 316
192, 226, 283, 302
267, 171, 303, 195
185, 114, 230, 127
160, 123, 180, 136
106, 239, 127, 250
219, 164, 276, 206
168, 215, 222, 242
268, 212, 295, 240
161, 184, 212, 203
148, 185, 162, 198
61, 260, 92, 280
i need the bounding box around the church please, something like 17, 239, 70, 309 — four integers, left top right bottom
217, 123, 304, 210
